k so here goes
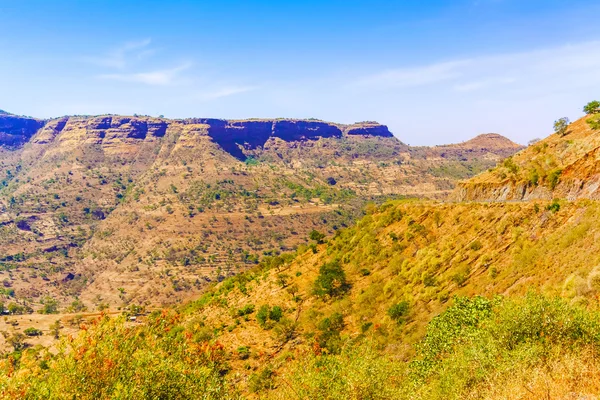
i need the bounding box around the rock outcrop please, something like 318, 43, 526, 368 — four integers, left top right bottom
0, 113, 46, 147
0, 114, 395, 160
344, 122, 393, 138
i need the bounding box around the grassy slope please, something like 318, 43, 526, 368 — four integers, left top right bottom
4, 198, 600, 398
178, 198, 600, 391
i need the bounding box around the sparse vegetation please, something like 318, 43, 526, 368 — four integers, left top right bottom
553, 117, 570, 136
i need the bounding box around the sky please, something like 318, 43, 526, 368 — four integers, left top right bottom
1, 0, 600, 145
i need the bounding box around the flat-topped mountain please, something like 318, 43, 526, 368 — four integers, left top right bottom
0, 111, 521, 309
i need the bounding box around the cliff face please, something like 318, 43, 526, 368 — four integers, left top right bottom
0, 114, 45, 146
194, 119, 344, 160
0, 115, 394, 160
344, 122, 393, 138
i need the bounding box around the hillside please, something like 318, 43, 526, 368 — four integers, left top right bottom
0, 112, 521, 310
176, 198, 600, 368
3, 199, 600, 398
1, 106, 600, 398
455, 114, 600, 201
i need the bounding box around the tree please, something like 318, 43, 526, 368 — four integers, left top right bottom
588, 114, 600, 130
313, 261, 349, 298
309, 230, 326, 244
50, 319, 62, 339
7, 332, 26, 351
583, 100, 600, 115
553, 117, 570, 136
24, 327, 43, 336
40, 296, 59, 314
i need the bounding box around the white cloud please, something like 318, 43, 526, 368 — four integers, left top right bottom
354, 41, 600, 93
353, 60, 470, 88
98, 62, 192, 86
197, 85, 258, 100
82, 38, 153, 69
454, 77, 516, 92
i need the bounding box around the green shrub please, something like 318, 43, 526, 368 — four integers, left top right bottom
469, 240, 482, 251
236, 304, 255, 317
547, 169, 562, 190
24, 327, 43, 337
274, 343, 406, 399
237, 346, 250, 360
269, 306, 283, 322
39, 296, 59, 314
2, 312, 239, 399
316, 312, 345, 354
546, 199, 560, 213
309, 230, 326, 244
256, 305, 270, 328
387, 301, 410, 322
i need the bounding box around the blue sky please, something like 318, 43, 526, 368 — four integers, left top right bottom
1, 0, 600, 145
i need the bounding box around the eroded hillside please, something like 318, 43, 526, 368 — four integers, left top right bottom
455, 114, 600, 201
0, 112, 521, 310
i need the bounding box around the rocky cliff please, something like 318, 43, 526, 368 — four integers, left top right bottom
0, 113, 45, 147
0, 114, 395, 160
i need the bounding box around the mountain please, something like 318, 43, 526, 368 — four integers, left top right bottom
2, 108, 600, 399
0, 113, 521, 309
455, 115, 600, 201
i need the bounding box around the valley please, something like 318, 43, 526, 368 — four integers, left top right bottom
0, 111, 520, 311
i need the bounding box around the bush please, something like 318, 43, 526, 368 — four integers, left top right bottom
316, 312, 345, 354
39, 296, 59, 314
0, 312, 239, 398
275, 343, 406, 399
309, 230, 326, 244
236, 304, 255, 317
249, 366, 275, 392
256, 305, 270, 328
24, 327, 42, 337
237, 346, 250, 360
588, 114, 600, 130
547, 169, 562, 190
273, 317, 297, 344
388, 301, 410, 322
469, 240, 482, 251
313, 261, 350, 298
269, 306, 283, 322
546, 199, 560, 213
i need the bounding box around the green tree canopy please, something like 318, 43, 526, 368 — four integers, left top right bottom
583, 100, 600, 114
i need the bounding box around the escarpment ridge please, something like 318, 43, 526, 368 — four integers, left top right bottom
0, 113, 394, 160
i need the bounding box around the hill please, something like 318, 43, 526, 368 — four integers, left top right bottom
0, 113, 521, 310
455, 114, 600, 201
